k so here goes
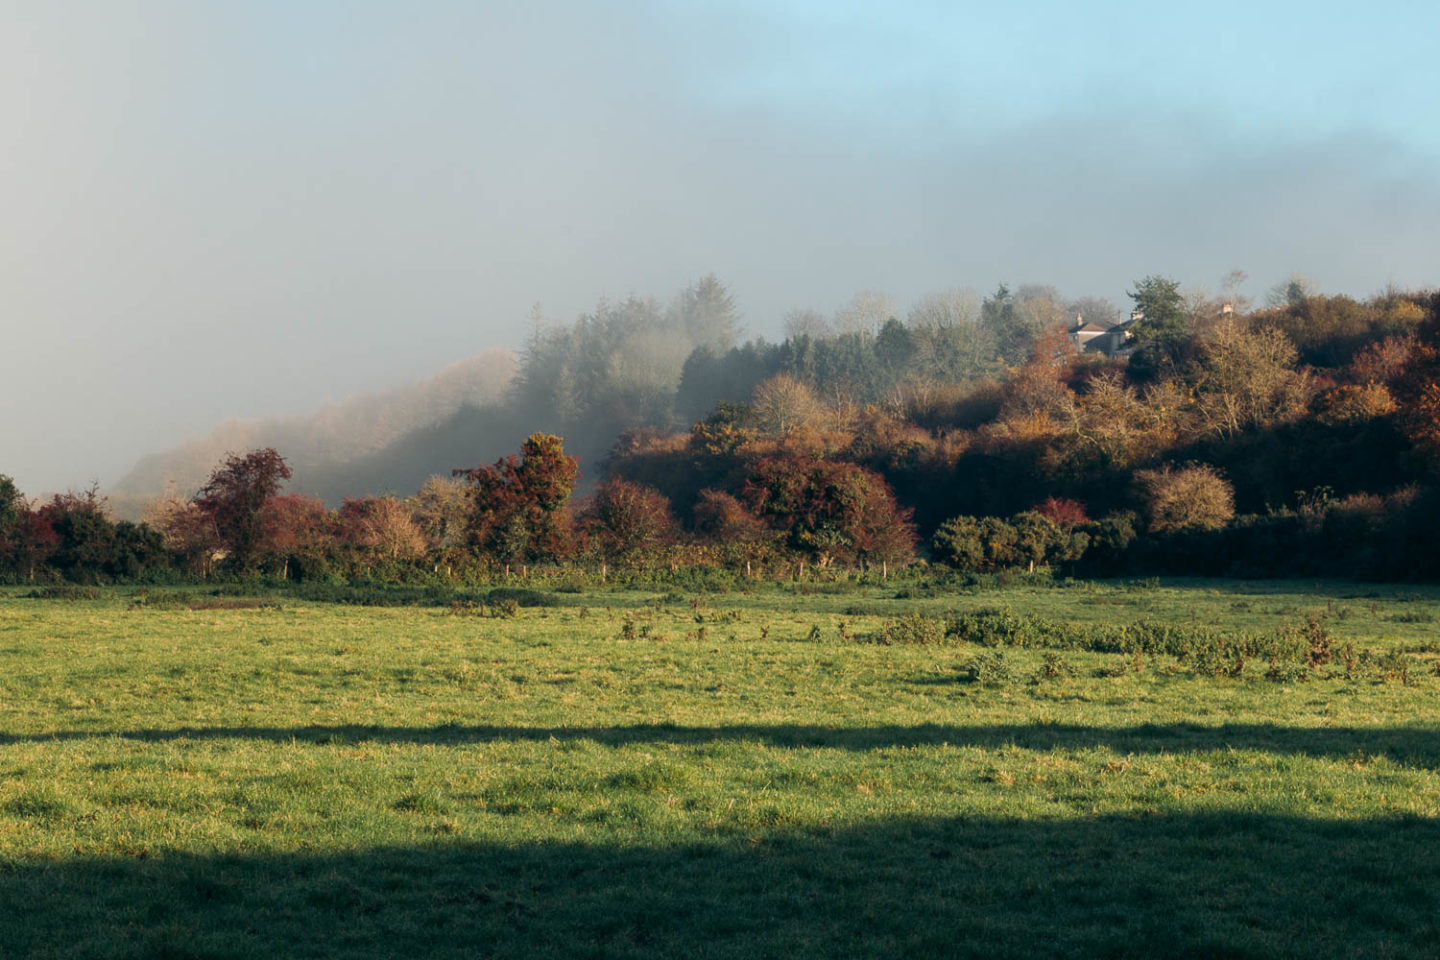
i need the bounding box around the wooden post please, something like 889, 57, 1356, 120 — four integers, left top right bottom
505, 563, 510, 578
746, 560, 752, 579
882, 560, 887, 580
601, 561, 607, 584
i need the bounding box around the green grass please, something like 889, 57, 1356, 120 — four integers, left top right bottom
0, 579, 1438, 958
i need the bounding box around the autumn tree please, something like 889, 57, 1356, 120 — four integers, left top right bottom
998, 325, 1079, 423
1314, 383, 1399, 426
193, 449, 292, 571
1392, 310, 1440, 463
692, 489, 769, 544
144, 495, 222, 578
336, 497, 427, 561
1034, 497, 1090, 527
39, 488, 116, 582
979, 284, 1066, 364
1057, 372, 1158, 473
412, 475, 472, 551
260, 494, 333, 577
751, 374, 825, 436
457, 433, 580, 562
742, 458, 916, 565
1349, 335, 1414, 386
1135, 465, 1235, 533
1189, 319, 1311, 438
9, 507, 60, 582
581, 479, 677, 560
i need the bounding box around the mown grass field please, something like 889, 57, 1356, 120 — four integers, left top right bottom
1, 578, 1438, 958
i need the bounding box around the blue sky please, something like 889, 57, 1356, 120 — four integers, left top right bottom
3, 0, 1438, 491
678, 1, 1439, 148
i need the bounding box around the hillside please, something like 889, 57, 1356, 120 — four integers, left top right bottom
108, 350, 516, 515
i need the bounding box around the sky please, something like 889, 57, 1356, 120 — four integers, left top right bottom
3, 0, 1439, 493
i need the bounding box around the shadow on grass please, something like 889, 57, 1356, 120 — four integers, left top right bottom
2, 812, 1436, 959
4, 722, 1439, 768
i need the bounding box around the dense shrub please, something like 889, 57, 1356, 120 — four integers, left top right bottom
1135, 465, 1235, 534
743, 457, 917, 566
581, 479, 678, 560
875, 613, 947, 645
962, 650, 1016, 685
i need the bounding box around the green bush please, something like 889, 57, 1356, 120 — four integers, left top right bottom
962, 650, 1015, 685
877, 613, 946, 645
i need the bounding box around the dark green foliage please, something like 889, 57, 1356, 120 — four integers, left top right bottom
676, 344, 781, 426
1127, 275, 1190, 380
980, 284, 1027, 363
930, 515, 985, 569
931, 511, 1088, 572
0, 474, 19, 549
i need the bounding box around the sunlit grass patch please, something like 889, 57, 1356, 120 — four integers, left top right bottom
0, 580, 1437, 956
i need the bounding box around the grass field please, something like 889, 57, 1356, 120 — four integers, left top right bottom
1, 578, 1438, 958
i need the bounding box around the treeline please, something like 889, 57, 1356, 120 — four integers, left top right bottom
0, 434, 912, 585
7, 276, 1440, 585
315, 279, 1079, 503
603, 278, 1440, 581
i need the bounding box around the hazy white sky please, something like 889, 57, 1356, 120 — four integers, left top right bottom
4, 0, 1439, 492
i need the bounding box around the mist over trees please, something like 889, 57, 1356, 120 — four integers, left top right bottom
107, 350, 517, 516
8, 273, 1440, 585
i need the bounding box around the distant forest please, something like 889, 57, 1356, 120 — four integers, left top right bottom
6, 273, 1440, 585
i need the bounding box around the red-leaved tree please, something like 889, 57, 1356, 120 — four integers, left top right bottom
1033, 497, 1090, 527
692, 488, 768, 544
194, 448, 292, 572
742, 457, 916, 566
456, 433, 580, 562
335, 497, 427, 561
581, 479, 676, 560
260, 494, 333, 577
